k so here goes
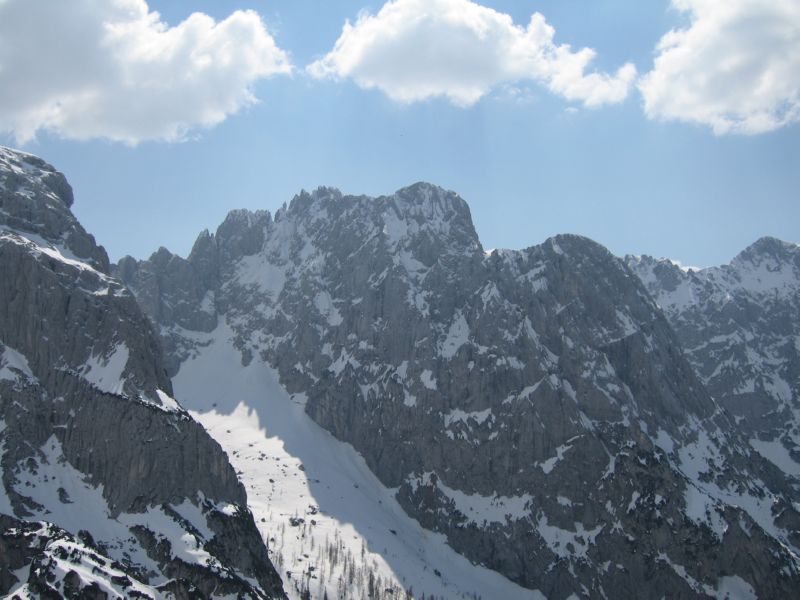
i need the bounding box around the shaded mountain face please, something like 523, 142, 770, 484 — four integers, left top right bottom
627, 239, 800, 478
122, 184, 800, 599
0, 147, 285, 599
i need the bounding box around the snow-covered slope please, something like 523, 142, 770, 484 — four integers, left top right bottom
628, 238, 800, 480
173, 322, 543, 600
0, 146, 285, 598
123, 185, 800, 599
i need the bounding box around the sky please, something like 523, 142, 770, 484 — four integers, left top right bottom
0, 0, 798, 267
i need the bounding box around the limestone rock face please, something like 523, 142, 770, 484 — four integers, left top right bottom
124, 184, 800, 598
0, 147, 285, 599
628, 239, 800, 479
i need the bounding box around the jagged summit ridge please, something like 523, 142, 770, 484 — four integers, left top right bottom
123, 183, 800, 598
136, 182, 479, 265
281, 182, 469, 219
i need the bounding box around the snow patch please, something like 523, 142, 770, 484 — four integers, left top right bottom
440, 311, 469, 359
0, 343, 34, 382
233, 254, 287, 299
314, 291, 344, 326
538, 443, 574, 475
615, 309, 639, 337
81, 343, 129, 395
683, 484, 727, 540
750, 438, 800, 478
420, 369, 437, 390
155, 389, 183, 413
654, 429, 675, 454
627, 491, 641, 513
536, 514, 603, 559
715, 575, 757, 600
444, 408, 493, 428
409, 472, 532, 527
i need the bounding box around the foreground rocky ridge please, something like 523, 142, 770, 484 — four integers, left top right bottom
122, 184, 800, 598
0, 147, 285, 599
628, 239, 800, 481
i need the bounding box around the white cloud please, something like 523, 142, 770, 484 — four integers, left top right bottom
0, 0, 291, 144
307, 0, 636, 108
640, 0, 800, 135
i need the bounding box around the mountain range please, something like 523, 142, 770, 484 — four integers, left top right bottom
2, 147, 799, 599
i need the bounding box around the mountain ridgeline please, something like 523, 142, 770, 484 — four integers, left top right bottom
0, 147, 285, 598
627, 242, 800, 489
118, 184, 800, 599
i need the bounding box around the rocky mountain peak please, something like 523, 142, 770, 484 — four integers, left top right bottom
625, 254, 689, 295
392, 181, 468, 216
214, 207, 271, 262
0, 146, 74, 207
278, 182, 479, 252
283, 186, 343, 217
733, 235, 800, 273
0, 146, 109, 271
148, 245, 179, 266
543, 233, 612, 258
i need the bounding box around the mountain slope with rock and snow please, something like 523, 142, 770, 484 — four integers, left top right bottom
0, 147, 286, 599
627, 239, 800, 482
121, 184, 800, 599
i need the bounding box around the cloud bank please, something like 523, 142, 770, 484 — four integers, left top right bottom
640, 0, 800, 135
307, 0, 636, 108
0, 0, 291, 144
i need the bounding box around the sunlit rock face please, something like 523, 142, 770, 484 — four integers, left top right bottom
124, 181, 800, 599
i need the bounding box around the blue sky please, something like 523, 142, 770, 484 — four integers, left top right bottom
1, 0, 798, 267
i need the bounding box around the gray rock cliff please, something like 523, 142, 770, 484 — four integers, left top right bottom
0, 147, 286, 599
628, 239, 800, 481
122, 185, 800, 599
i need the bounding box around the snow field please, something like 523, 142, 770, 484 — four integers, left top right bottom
174, 323, 542, 600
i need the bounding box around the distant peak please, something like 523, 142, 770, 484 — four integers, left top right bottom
220, 208, 271, 227
546, 234, 613, 259
388, 182, 473, 226
285, 187, 343, 217
282, 183, 472, 230
395, 181, 448, 196
149, 246, 177, 264
393, 182, 458, 206
735, 236, 800, 265
748, 236, 798, 253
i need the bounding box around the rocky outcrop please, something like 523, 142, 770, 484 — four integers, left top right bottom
123, 184, 800, 598
0, 147, 285, 599
0, 147, 108, 271
628, 239, 800, 479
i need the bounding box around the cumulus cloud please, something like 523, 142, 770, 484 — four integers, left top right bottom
640, 0, 800, 135
307, 0, 636, 108
0, 0, 291, 144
